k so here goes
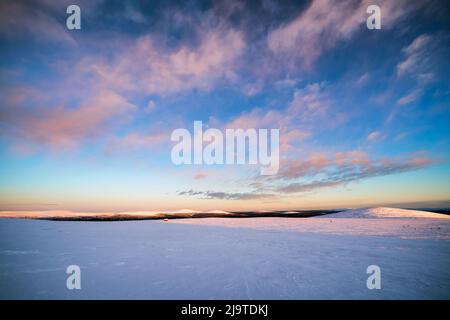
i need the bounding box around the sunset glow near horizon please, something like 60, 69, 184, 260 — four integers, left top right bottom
1, 0, 450, 212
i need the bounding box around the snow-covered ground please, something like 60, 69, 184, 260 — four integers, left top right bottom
0, 207, 449, 299
316, 207, 450, 219
174, 207, 450, 240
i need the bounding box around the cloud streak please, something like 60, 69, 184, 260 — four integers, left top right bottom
177, 152, 439, 199
271, 152, 438, 194
177, 189, 275, 200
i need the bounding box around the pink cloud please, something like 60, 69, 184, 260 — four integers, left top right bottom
83, 28, 245, 96
3, 90, 136, 151
336, 150, 369, 166
408, 156, 435, 167
106, 131, 168, 153
2, 24, 244, 153
272, 150, 373, 180
194, 172, 209, 180
263, 150, 438, 194
278, 152, 332, 179
279, 130, 311, 152
367, 131, 381, 141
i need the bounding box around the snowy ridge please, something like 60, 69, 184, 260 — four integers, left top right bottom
0, 207, 448, 220
317, 207, 450, 219
0, 209, 233, 220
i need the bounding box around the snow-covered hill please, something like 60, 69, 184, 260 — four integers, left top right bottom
317, 207, 450, 219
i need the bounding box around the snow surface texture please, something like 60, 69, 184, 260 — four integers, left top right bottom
0, 207, 449, 299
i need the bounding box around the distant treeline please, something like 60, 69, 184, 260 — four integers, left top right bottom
415, 208, 450, 215
41, 210, 342, 221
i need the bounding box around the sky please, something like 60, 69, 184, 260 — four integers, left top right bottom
0, 0, 449, 212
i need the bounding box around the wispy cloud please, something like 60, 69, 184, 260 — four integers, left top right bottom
81, 27, 245, 96
388, 33, 444, 122
224, 82, 332, 152
179, 151, 438, 200
367, 131, 381, 141
397, 34, 433, 78
105, 132, 168, 154
267, 0, 421, 68
178, 189, 275, 200
274, 153, 438, 194
396, 88, 422, 106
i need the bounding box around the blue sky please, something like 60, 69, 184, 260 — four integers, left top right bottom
0, 0, 449, 211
